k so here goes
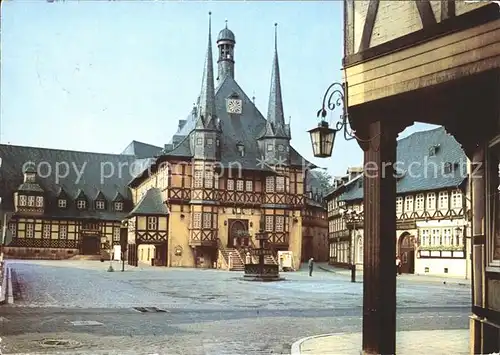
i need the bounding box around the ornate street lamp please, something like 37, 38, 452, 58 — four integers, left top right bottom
310, 82, 356, 158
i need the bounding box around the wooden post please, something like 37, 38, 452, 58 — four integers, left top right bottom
362, 120, 399, 355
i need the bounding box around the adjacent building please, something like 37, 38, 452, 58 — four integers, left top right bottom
0, 17, 328, 269
326, 127, 471, 277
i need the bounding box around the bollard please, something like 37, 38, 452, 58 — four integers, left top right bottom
228, 252, 232, 270
351, 264, 356, 283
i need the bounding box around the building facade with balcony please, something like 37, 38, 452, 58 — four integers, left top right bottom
0, 18, 328, 269
326, 127, 471, 277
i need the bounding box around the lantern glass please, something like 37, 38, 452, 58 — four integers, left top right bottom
308, 121, 336, 158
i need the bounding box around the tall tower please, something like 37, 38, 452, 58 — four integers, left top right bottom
258, 23, 291, 165
216, 20, 235, 84
191, 12, 221, 162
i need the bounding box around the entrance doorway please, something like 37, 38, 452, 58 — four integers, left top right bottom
81, 236, 100, 255
228, 219, 249, 248
398, 232, 415, 274
302, 236, 313, 261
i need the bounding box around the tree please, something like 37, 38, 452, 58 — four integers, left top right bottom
313, 169, 334, 193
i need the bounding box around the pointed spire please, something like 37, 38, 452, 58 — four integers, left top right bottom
198, 11, 217, 129
266, 23, 287, 137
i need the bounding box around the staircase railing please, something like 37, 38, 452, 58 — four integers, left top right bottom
216, 238, 229, 270
249, 238, 278, 265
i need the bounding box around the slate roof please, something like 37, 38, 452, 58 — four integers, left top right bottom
129, 187, 169, 216
338, 127, 468, 202
158, 75, 313, 171
0, 144, 137, 221
121, 140, 163, 159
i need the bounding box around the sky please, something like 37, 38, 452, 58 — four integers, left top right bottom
1, 1, 438, 177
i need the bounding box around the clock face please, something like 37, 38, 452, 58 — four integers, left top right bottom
278, 145, 284, 152
226, 99, 242, 114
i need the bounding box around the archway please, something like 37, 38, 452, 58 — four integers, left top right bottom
228, 219, 249, 248
398, 232, 415, 274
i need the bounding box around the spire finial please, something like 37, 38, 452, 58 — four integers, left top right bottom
225, 19, 228, 28
274, 23, 278, 51
209, 11, 212, 32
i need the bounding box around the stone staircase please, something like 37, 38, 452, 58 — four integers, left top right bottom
220, 247, 244, 271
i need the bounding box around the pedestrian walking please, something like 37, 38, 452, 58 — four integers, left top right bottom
308, 257, 314, 276
396, 255, 402, 276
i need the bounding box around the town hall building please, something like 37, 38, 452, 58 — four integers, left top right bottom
0, 15, 328, 270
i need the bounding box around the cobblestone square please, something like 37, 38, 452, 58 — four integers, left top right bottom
0, 260, 471, 354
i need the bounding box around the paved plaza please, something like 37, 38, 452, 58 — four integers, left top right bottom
0, 260, 471, 354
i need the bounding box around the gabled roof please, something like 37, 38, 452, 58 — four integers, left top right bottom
129, 188, 169, 217
75, 189, 87, 200
0, 144, 136, 220
339, 127, 468, 202
95, 190, 106, 200
158, 75, 313, 171
17, 182, 44, 193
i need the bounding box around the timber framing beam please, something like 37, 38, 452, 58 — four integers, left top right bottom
359, 0, 379, 52
416, 0, 437, 28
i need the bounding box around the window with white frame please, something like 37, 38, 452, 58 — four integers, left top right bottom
204, 170, 213, 188
404, 196, 413, 212
432, 229, 440, 245
443, 228, 452, 245
212, 214, 218, 229
451, 190, 462, 209
236, 180, 244, 191
275, 216, 284, 232
194, 170, 203, 188
276, 176, 285, 192
438, 191, 448, 209
415, 194, 424, 210
35, 196, 44, 207
114, 202, 123, 211
43, 224, 51, 238
420, 229, 429, 246
265, 216, 273, 231
266, 176, 274, 193
427, 193, 436, 210
77, 200, 86, 209
27, 196, 35, 207
113, 227, 121, 242
96, 200, 105, 210
192, 213, 201, 229
245, 180, 253, 191
59, 225, 67, 239
227, 179, 234, 191
19, 195, 27, 206
58, 199, 67, 208
396, 197, 403, 214
26, 224, 34, 238
147, 216, 158, 230
202, 213, 212, 229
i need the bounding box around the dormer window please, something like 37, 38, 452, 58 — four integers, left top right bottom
58, 199, 67, 208
35, 196, 44, 207
95, 200, 105, 210
429, 146, 436, 156
267, 144, 274, 152
114, 202, 123, 211
444, 162, 452, 174
19, 195, 27, 206
236, 142, 245, 157
77, 200, 86, 210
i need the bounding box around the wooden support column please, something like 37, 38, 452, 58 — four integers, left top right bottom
362, 120, 400, 355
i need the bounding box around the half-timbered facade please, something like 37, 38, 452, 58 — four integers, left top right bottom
326, 127, 471, 277
339, 0, 500, 352
0, 144, 152, 260
127, 17, 327, 269
0, 16, 327, 268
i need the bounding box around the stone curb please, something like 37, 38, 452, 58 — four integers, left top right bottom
290, 333, 337, 355
7, 267, 14, 304
318, 265, 470, 286
0, 265, 6, 304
